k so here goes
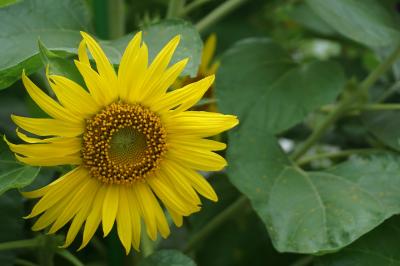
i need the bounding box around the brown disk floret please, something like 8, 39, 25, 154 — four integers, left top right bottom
82, 102, 167, 185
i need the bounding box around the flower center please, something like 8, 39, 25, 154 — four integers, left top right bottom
81, 102, 167, 184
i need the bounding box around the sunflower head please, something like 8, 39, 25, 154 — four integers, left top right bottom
6, 31, 238, 254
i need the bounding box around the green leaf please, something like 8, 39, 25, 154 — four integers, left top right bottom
362, 110, 400, 151
0, 0, 20, 8
0, 139, 40, 196
228, 117, 400, 253
305, 0, 400, 47
0, 0, 90, 90
216, 38, 345, 134
139, 250, 196, 266
316, 216, 400, 266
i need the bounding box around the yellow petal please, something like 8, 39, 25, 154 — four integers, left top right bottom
22, 72, 80, 123
102, 185, 119, 237
167, 207, 183, 227
6, 136, 81, 157
117, 186, 132, 254
61, 182, 98, 248
118, 32, 143, 100
78, 39, 90, 66
12, 115, 83, 137
199, 34, 217, 74
168, 137, 226, 151
167, 147, 227, 171
25, 167, 87, 218
15, 153, 81, 167
166, 111, 238, 137
79, 185, 107, 250
16, 129, 62, 144
126, 187, 141, 251
167, 161, 218, 202
136, 36, 180, 102
142, 58, 189, 105
48, 178, 98, 234
80, 32, 118, 92
48, 75, 100, 116
133, 182, 158, 240
126, 44, 149, 103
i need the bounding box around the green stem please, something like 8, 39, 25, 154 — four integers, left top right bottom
0, 239, 39, 251
183, 196, 248, 253
166, 0, 184, 19
180, 0, 212, 16
14, 259, 38, 266
377, 80, 400, 102
298, 148, 385, 166
57, 249, 84, 266
360, 44, 400, 93
291, 98, 351, 161
363, 103, 400, 111
93, 0, 109, 39
195, 0, 248, 32
108, 0, 125, 39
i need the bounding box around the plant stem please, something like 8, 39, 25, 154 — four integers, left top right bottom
180, 0, 212, 16
57, 249, 85, 266
108, 0, 125, 39
183, 195, 248, 253
363, 103, 400, 111
195, 0, 248, 32
377, 80, 400, 102
0, 239, 38, 251
291, 98, 351, 161
14, 259, 38, 266
298, 148, 385, 166
166, 0, 184, 18
360, 44, 400, 93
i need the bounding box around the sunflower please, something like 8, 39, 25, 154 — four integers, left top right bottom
175, 34, 219, 111
5, 31, 238, 253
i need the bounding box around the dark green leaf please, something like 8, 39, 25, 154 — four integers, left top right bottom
139, 250, 195, 266
228, 116, 400, 253
306, 0, 400, 47
0, 139, 40, 196
216, 38, 345, 134
316, 216, 400, 266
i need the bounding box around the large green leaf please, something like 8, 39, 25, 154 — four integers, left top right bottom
0, 0, 90, 89
139, 250, 195, 266
306, 0, 400, 47
216, 38, 345, 134
228, 117, 400, 253
0, 0, 201, 90
0, 139, 40, 196
316, 216, 400, 266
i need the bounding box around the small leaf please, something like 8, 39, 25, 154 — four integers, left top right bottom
139, 250, 196, 266
316, 216, 400, 266
216, 38, 345, 134
305, 0, 400, 47
0, 0, 20, 8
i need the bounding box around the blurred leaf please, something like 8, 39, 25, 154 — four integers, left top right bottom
0, 0, 90, 90
306, 0, 400, 47
362, 110, 400, 151
316, 216, 400, 266
227, 116, 400, 253
216, 38, 345, 134
0, 138, 40, 196
289, 3, 336, 36
0, 191, 25, 266
139, 250, 195, 266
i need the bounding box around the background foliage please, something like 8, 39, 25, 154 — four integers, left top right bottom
2, 0, 400, 265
